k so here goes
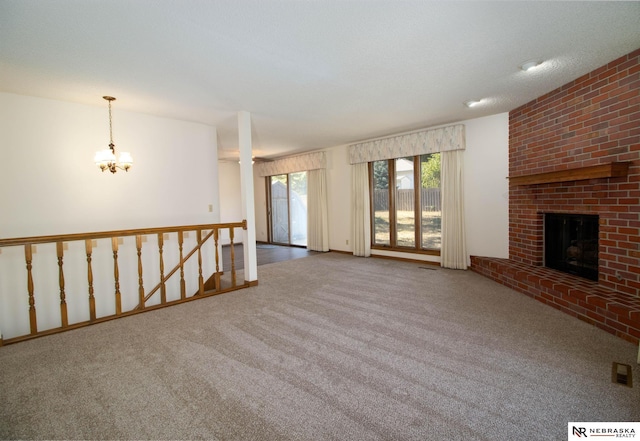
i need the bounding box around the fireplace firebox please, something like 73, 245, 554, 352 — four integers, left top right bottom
544, 213, 599, 281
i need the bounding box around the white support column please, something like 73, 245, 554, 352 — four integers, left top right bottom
238, 111, 258, 282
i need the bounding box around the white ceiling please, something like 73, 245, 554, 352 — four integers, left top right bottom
1, 1, 639, 160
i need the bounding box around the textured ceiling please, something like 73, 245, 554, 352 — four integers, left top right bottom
1, 1, 639, 160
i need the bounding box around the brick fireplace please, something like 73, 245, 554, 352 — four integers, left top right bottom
471, 49, 640, 344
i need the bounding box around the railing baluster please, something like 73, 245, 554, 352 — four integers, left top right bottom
214, 228, 221, 290
213, 228, 220, 275
196, 230, 204, 295
85, 239, 96, 321
112, 237, 121, 315
178, 231, 186, 299
229, 228, 237, 287
56, 242, 68, 328
136, 235, 145, 309
24, 244, 37, 334
158, 233, 166, 304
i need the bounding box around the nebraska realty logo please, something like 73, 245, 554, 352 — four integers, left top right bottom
569, 422, 639, 439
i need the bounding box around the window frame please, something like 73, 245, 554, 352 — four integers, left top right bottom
369, 155, 441, 256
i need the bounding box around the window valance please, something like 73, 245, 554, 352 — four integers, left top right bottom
257, 151, 326, 177
348, 124, 465, 164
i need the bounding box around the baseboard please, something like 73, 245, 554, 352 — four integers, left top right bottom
371, 253, 441, 266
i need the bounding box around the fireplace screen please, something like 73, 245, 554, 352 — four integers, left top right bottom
544, 213, 599, 281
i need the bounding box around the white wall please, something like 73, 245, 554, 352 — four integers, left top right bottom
254, 168, 268, 242
218, 160, 245, 245
0, 92, 220, 237
463, 113, 509, 259
218, 161, 243, 224
326, 145, 352, 252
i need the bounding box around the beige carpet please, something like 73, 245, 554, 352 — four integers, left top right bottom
1, 252, 638, 440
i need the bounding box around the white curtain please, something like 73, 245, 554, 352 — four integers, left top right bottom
351, 162, 371, 257
307, 168, 329, 252
441, 150, 467, 269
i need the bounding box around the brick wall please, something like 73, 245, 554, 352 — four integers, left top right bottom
509, 49, 640, 295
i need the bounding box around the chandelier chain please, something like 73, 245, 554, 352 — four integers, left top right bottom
108, 99, 114, 146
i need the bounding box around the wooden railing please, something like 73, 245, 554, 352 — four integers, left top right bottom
0, 221, 252, 346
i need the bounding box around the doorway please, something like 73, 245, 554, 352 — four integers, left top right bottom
268, 172, 307, 246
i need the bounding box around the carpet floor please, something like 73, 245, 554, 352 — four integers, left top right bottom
0, 252, 638, 440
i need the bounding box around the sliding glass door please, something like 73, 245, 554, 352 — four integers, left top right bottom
269, 172, 307, 246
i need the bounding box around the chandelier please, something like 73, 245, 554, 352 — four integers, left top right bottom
94, 96, 133, 173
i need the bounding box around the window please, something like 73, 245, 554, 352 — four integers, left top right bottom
395, 157, 415, 247
370, 153, 441, 252
372, 160, 390, 246
420, 153, 441, 249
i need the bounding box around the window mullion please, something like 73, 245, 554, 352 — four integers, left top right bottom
414, 156, 421, 249
368, 163, 374, 245
287, 174, 292, 245
266, 177, 272, 243
389, 159, 396, 247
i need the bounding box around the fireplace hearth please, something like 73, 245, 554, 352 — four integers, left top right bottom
544, 213, 598, 281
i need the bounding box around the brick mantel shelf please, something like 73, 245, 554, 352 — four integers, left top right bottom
508, 161, 631, 186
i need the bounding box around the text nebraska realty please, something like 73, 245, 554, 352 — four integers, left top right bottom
574, 426, 636, 438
